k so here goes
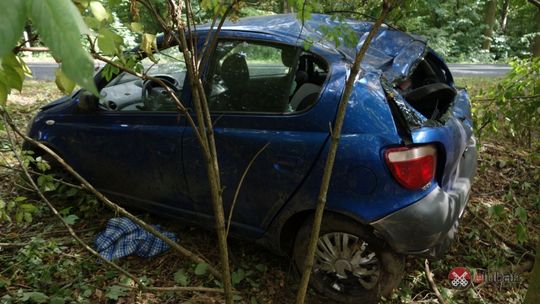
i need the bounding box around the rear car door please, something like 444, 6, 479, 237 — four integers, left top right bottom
182, 38, 336, 237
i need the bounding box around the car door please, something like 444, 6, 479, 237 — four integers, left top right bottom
182, 39, 335, 237
51, 46, 194, 215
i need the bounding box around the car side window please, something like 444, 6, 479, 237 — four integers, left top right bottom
205, 40, 328, 113
99, 46, 186, 112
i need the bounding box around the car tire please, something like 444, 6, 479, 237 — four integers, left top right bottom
293, 213, 404, 303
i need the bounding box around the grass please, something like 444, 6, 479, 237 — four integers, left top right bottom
1, 78, 538, 303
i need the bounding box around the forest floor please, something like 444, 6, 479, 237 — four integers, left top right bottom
0, 79, 538, 303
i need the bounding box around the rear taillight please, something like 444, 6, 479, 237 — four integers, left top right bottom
384, 145, 437, 190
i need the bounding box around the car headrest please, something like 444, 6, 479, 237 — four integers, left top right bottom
221, 53, 249, 90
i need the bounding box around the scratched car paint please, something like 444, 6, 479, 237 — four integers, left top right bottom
26, 14, 477, 302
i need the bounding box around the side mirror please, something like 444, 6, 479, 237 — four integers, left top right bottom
77, 90, 99, 112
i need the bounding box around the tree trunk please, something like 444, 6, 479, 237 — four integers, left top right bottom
294, 1, 396, 303
482, 0, 498, 50
533, 10, 540, 57
524, 240, 540, 303
501, 0, 510, 33
281, 0, 291, 13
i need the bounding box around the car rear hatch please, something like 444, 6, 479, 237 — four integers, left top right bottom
383, 49, 476, 194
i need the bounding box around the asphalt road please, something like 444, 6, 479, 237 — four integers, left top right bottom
26, 62, 510, 81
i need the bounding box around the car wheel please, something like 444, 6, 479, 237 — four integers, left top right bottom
293, 213, 404, 303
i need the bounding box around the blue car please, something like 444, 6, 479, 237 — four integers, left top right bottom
26, 14, 477, 302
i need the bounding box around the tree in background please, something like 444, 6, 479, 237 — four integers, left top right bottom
482, 0, 498, 50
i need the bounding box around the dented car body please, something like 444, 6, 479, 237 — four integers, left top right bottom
26, 14, 476, 301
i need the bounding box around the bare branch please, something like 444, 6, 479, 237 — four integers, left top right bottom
424, 259, 447, 304
226, 142, 270, 236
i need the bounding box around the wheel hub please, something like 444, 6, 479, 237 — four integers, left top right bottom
313, 232, 381, 292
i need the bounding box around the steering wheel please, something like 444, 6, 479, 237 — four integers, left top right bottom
141, 75, 181, 111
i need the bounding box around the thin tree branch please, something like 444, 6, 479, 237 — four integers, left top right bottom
226, 142, 270, 236
295, 1, 398, 303
424, 259, 447, 304
17, 47, 50, 52
0, 163, 84, 190
469, 208, 535, 258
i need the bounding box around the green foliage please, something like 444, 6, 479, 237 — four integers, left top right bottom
475, 57, 540, 145
0, 0, 27, 57
29, 0, 97, 95
173, 269, 190, 286
0, 0, 97, 100
194, 262, 209, 276
0, 53, 29, 105
105, 285, 128, 300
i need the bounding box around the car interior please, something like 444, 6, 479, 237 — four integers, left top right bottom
96, 41, 329, 115
206, 40, 328, 114
397, 53, 457, 120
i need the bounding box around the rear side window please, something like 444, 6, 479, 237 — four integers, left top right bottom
205, 40, 328, 114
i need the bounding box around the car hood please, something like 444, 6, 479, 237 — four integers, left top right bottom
213, 14, 426, 82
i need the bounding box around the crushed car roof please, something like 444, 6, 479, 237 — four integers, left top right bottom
206, 13, 426, 73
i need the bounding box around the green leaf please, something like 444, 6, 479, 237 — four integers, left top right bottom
516, 223, 528, 243
194, 263, 208, 276
232, 268, 245, 286
255, 264, 267, 272
28, 292, 49, 303
173, 269, 190, 286
130, 22, 144, 33
89, 1, 110, 22
55, 68, 76, 94
105, 285, 128, 300
98, 28, 123, 56
0, 276, 10, 288
63, 214, 79, 225
0, 53, 26, 104
0, 0, 27, 57
49, 296, 66, 304
23, 212, 32, 223
515, 207, 527, 223
488, 204, 505, 218
29, 0, 97, 95
19, 203, 36, 213
141, 33, 157, 56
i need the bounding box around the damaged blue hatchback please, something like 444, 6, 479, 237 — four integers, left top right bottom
25, 14, 477, 302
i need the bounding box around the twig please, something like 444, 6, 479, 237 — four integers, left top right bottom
1, 109, 222, 279
17, 47, 50, 52
0, 242, 27, 248
140, 286, 240, 294
473, 94, 540, 102
424, 259, 447, 304
4, 226, 101, 240
0, 163, 84, 190
226, 142, 270, 236
469, 208, 535, 258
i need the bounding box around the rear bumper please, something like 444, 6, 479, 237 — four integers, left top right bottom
371, 138, 477, 258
